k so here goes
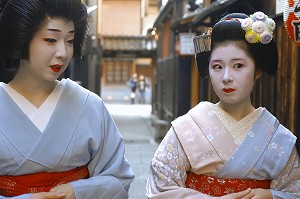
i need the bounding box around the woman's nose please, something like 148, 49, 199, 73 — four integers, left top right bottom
222, 68, 233, 83
55, 42, 67, 59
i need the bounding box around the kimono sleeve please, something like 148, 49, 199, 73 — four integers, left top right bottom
270, 147, 300, 198
69, 94, 134, 199
146, 127, 213, 199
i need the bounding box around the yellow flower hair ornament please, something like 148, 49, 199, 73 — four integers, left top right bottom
241, 11, 276, 44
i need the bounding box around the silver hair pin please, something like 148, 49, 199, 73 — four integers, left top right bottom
193, 28, 212, 53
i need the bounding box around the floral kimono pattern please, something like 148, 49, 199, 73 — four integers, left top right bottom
146, 101, 300, 199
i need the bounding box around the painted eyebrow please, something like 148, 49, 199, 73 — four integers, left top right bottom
47, 28, 75, 33
231, 58, 245, 61
211, 58, 245, 62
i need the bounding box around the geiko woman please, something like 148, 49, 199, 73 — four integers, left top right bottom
0, 0, 134, 198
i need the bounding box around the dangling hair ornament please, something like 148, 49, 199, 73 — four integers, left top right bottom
193, 28, 212, 53
241, 11, 276, 44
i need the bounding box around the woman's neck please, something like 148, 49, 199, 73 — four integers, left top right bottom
216, 100, 255, 121
8, 76, 58, 108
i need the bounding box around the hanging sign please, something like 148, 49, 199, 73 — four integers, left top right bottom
179, 33, 196, 55
284, 0, 300, 45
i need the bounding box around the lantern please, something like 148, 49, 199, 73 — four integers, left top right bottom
284, 0, 300, 45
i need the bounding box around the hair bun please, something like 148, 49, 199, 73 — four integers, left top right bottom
193, 11, 278, 77
0, 0, 9, 12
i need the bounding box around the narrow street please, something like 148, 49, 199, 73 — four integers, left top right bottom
102, 84, 159, 199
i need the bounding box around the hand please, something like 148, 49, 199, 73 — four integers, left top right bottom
49, 184, 76, 199
216, 188, 251, 199
31, 192, 66, 199
240, 188, 272, 199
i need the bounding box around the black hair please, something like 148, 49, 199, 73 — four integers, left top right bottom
196, 13, 278, 78
0, 0, 88, 73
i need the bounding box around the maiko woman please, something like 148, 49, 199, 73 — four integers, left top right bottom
146, 11, 300, 199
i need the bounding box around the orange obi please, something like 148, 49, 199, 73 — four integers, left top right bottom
0, 165, 89, 197
185, 172, 270, 197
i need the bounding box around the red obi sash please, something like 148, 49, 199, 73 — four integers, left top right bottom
0, 165, 89, 197
185, 172, 270, 197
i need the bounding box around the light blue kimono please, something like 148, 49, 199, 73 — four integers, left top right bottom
0, 79, 134, 199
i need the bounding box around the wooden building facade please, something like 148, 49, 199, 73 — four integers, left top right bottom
100, 0, 158, 87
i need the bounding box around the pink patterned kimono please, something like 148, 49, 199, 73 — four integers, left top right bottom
146, 101, 300, 198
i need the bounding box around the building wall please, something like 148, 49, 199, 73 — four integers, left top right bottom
142, 0, 159, 35
101, 0, 141, 36
102, 60, 132, 85
100, 0, 157, 88
101, 0, 140, 86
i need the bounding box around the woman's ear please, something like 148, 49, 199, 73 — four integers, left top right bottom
255, 71, 262, 80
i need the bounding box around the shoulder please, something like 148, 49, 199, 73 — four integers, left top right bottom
261, 109, 297, 160
63, 78, 87, 92
172, 101, 211, 127
275, 123, 297, 144
63, 78, 104, 106
262, 108, 297, 143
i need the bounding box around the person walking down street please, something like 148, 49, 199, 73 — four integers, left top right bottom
146, 11, 300, 198
0, 0, 134, 198
137, 75, 148, 104
127, 73, 138, 104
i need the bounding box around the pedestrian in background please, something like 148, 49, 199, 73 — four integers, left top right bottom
0, 0, 134, 198
146, 11, 300, 198
127, 73, 138, 104
137, 74, 148, 104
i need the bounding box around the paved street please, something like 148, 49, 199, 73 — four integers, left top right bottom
100, 83, 152, 105
102, 84, 159, 199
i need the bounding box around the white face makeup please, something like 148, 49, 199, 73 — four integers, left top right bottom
20, 18, 75, 82
209, 43, 256, 107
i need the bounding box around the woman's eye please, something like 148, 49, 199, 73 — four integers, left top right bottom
67, 39, 74, 45
234, 63, 243, 69
43, 38, 56, 43
212, 64, 222, 70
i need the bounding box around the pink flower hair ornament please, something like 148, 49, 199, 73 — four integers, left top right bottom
241, 11, 276, 44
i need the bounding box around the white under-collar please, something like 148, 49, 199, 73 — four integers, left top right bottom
0, 79, 66, 132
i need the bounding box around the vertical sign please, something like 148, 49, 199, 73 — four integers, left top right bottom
276, 0, 284, 14
179, 33, 196, 55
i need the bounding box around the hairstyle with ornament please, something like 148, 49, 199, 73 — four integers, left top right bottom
194, 12, 278, 78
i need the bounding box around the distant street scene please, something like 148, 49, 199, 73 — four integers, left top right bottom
101, 83, 152, 105
102, 84, 159, 199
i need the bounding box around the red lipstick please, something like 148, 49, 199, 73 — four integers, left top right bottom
223, 88, 235, 93
50, 64, 62, 73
